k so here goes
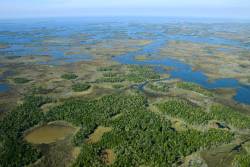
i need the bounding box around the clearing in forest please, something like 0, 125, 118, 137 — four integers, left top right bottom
86, 126, 112, 144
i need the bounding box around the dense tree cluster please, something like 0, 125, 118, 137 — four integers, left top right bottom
42, 94, 233, 166
157, 99, 212, 125
125, 65, 160, 83
61, 73, 78, 80
96, 65, 160, 83
69, 96, 233, 166
157, 99, 250, 130
95, 77, 125, 83
13, 77, 31, 84
0, 95, 51, 166
0, 94, 238, 166
45, 95, 147, 145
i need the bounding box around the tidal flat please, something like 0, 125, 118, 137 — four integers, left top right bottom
1, 18, 250, 167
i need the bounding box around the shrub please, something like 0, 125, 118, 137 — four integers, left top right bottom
177, 82, 213, 97
72, 83, 91, 92
13, 77, 31, 84
61, 73, 78, 80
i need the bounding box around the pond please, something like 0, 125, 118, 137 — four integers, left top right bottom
24, 123, 76, 144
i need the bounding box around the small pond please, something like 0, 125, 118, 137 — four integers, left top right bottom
24, 123, 76, 144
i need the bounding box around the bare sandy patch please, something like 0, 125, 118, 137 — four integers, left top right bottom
71, 147, 81, 159
101, 149, 116, 165
86, 126, 112, 144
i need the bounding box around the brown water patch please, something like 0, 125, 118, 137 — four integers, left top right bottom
86, 126, 112, 144
25, 123, 76, 144
101, 149, 116, 165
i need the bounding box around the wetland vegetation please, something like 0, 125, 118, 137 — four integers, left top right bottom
1, 18, 250, 167
146, 81, 170, 93
13, 77, 31, 84
177, 82, 214, 97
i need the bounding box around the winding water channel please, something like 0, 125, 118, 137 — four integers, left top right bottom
113, 29, 250, 105
0, 18, 250, 104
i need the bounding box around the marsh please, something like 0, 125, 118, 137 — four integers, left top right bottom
1, 17, 250, 167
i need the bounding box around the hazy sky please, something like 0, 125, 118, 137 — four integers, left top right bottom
0, 0, 250, 19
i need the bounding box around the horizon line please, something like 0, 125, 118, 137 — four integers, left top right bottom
0, 15, 250, 21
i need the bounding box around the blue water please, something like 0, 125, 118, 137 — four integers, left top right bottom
0, 83, 9, 93
112, 26, 250, 105
0, 69, 11, 93
0, 18, 250, 104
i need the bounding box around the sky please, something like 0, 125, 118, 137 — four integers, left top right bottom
0, 0, 250, 19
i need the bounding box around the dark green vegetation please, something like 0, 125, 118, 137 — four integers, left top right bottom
68, 95, 233, 166
61, 73, 78, 80
96, 65, 160, 83
97, 67, 113, 72
96, 77, 125, 83
13, 77, 31, 84
177, 82, 213, 97
157, 99, 250, 130
45, 94, 234, 166
46, 95, 147, 146
0, 94, 235, 166
72, 83, 91, 92
125, 65, 160, 83
157, 99, 212, 125
0, 96, 51, 166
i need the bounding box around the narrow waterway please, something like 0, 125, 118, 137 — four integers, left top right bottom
113, 32, 250, 105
